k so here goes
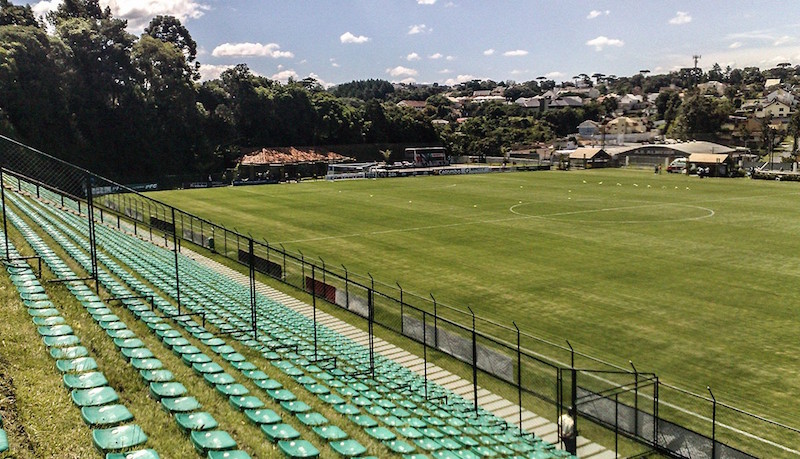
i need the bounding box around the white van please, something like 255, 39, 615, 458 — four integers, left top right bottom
667, 157, 687, 173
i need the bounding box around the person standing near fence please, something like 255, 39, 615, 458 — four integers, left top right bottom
558, 412, 577, 454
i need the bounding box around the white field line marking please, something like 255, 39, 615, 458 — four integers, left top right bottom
278, 200, 714, 244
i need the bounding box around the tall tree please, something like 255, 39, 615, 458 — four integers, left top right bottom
144, 15, 199, 79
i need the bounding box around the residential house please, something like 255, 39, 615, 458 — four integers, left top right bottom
755, 100, 793, 121
397, 100, 427, 110
697, 81, 727, 96
577, 120, 600, 138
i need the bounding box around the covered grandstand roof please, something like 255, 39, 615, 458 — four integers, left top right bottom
239, 147, 352, 165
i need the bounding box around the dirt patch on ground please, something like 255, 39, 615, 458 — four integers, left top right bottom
0, 354, 36, 455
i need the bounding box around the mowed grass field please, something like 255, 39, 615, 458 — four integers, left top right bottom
149, 169, 800, 430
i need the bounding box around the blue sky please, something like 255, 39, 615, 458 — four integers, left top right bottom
29, 0, 800, 86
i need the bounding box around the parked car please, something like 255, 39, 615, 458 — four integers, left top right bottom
667, 157, 687, 173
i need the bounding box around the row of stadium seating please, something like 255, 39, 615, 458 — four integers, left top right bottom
0, 224, 153, 457
7, 180, 573, 458
5, 196, 267, 458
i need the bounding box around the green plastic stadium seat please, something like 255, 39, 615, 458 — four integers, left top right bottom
207, 451, 252, 459
242, 370, 268, 380
190, 430, 237, 454
107, 329, 136, 340
244, 408, 282, 425
122, 348, 154, 360
33, 316, 66, 326
266, 389, 296, 402
470, 446, 497, 457
175, 412, 219, 432
27, 307, 60, 317
261, 423, 300, 442
454, 449, 480, 459
328, 439, 366, 457
193, 362, 224, 375
333, 404, 360, 415
38, 324, 73, 337
318, 393, 345, 405
456, 436, 479, 447
50, 345, 88, 360
312, 425, 348, 441
92, 424, 148, 452
230, 361, 256, 371
81, 404, 134, 426
437, 438, 463, 450
254, 378, 282, 390
295, 412, 327, 427
182, 353, 212, 365
432, 450, 461, 459
278, 440, 320, 458
163, 337, 190, 348
414, 437, 443, 452
114, 338, 144, 349
365, 426, 396, 441
43, 334, 80, 347
383, 439, 417, 454
57, 357, 98, 373
161, 396, 202, 413
64, 372, 108, 390
229, 396, 264, 411
131, 358, 162, 370
140, 369, 173, 383
0, 429, 8, 453
349, 414, 378, 428
215, 383, 249, 397
105, 448, 160, 459
149, 382, 187, 400
280, 401, 311, 414
71, 386, 119, 407
204, 373, 236, 386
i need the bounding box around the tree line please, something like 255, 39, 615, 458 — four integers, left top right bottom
1, 0, 799, 182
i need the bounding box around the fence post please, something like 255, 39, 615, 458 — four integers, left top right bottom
1, 169, 9, 260
319, 256, 325, 284
368, 287, 375, 379
312, 265, 318, 361
513, 321, 522, 435
708, 386, 717, 459
422, 311, 428, 400
615, 393, 619, 457
279, 243, 286, 282
397, 282, 403, 334
567, 340, 577, 455
85, 174, 99, 293
249, 238, 257, 341
342, 264, 349, 309
468, 306, 478, 413
430, 293, 438, 348
630, 360, 639, 437
295, 249, 303, 286
172, 208, 181, 314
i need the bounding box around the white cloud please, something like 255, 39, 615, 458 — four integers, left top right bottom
408, 24, 431, 34
31, 0, 58, 19
729, 42, 743, 49
445, 55, 455, 61
417, 0, 436, 4
669, 11, 692, 25
340, 32, 370, 44
92, 0, 209, 32
429, 53, 443, 59
545, 71, 564, 79
212, 42, 294, 58
585, 36, 624, 51
198, 64, 234, 81
387, 66, 418, 77
503, 49, 528, 57
400, 77, 417, 84
330, 58, 340, 68
407, 52, 421, 61
444, 74, 477, 85
587, 10, 609, 19
483, 49, 495, 56
438, 68, 451, 74
774, 35, 793, 46
272, 69, 299, 82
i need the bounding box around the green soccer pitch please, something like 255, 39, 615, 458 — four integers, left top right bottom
149, 168, 800, 429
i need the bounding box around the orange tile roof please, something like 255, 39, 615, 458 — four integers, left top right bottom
239, 147, 352, 165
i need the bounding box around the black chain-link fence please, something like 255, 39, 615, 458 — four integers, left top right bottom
3, 133, 800, 458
